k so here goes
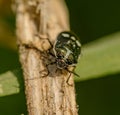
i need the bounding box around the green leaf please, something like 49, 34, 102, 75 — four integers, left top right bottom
0, 70, 27, 115
75, 32, 120, 81
0, 70, 23, 97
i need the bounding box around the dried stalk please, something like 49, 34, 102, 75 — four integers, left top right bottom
13, 0, 78, 114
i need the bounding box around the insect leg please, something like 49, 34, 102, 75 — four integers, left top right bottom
46, 37, 53, 48
66, 72, 72, 86
65, 68, 80, 86
48, 51, 55, 58
40, 61, 56, 77
66, 68, 80, 77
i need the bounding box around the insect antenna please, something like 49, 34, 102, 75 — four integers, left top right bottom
47, 37, 53, 48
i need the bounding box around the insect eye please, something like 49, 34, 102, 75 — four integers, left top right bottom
57, 55, 62, 58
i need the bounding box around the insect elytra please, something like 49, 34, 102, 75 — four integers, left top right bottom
53, 31, 81, 70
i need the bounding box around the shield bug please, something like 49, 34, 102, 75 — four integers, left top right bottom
46, 31, 81, 85
53, 31, 81, 69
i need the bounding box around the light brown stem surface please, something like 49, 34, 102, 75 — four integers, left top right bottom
14, 0, 78, 114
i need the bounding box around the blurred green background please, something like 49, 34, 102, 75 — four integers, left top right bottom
0, 0, 120, 115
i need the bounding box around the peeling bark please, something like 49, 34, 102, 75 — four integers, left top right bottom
13, 0, 78, 114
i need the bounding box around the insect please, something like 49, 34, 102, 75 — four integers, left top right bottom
46, 31, 81, 85
53, 31, 81, 69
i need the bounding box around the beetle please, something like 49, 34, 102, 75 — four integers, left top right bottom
44, 31, 81, 85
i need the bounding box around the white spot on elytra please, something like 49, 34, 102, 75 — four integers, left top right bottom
71, 36, 76, 41
62, 33, 70, 38
76, 40, 81, 47
64, 46, 73, 59
73, 44, 76, 48
67, 40, 70, 44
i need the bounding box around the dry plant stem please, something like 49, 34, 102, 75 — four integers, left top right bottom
14, 0, 78, 114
